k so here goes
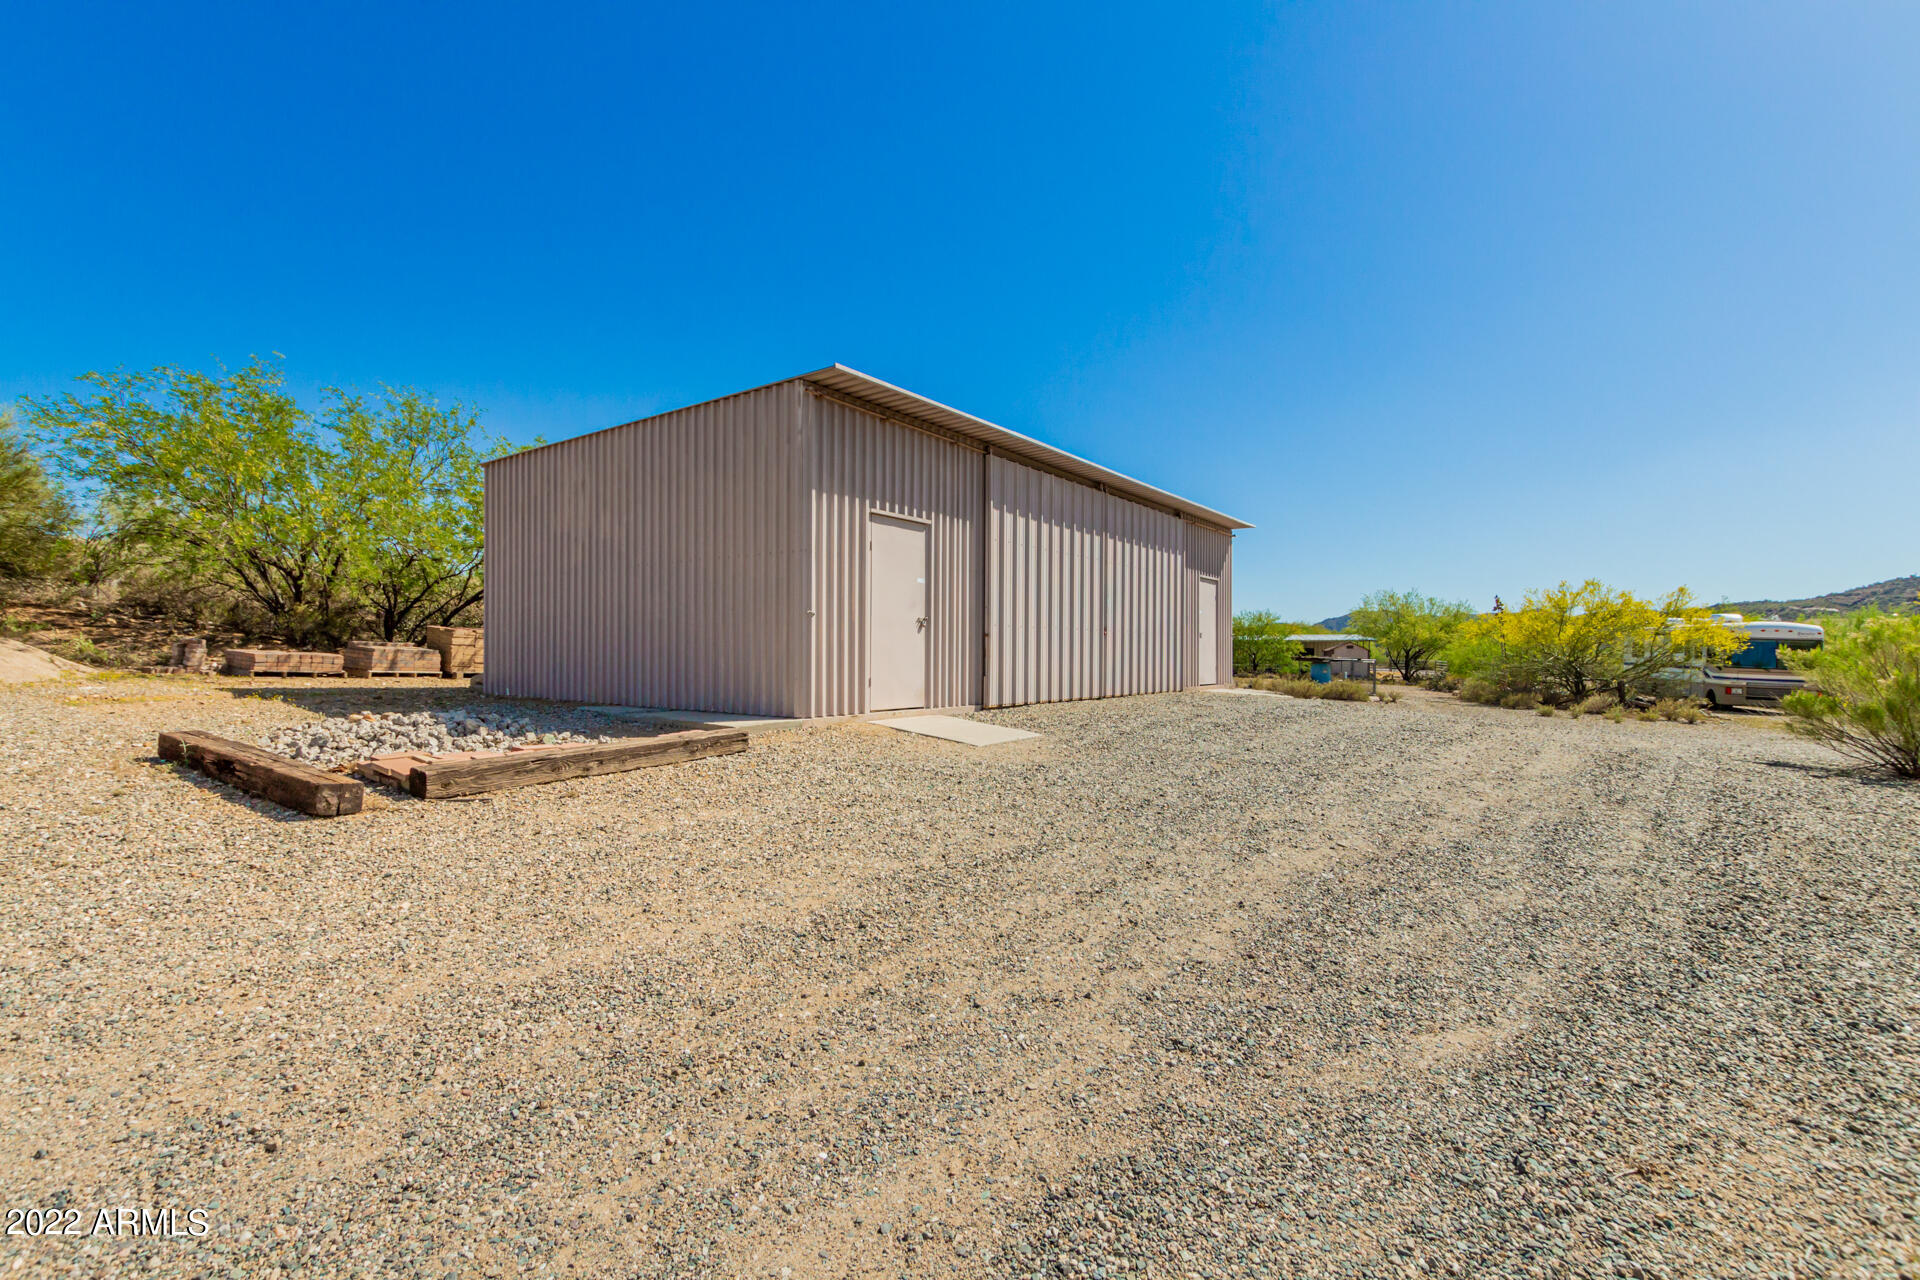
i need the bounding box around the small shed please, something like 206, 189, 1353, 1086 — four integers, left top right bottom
1287, 634, 1374, 662
483, 366, 1251, 716
1286, 634, 1376, 684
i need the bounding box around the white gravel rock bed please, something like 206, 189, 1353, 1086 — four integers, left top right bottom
261, 705, 610, 766
1, 681, 1914, 1280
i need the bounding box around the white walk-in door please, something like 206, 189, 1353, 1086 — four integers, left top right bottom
868, 514, 930, 711
1197, 577, 1218, 685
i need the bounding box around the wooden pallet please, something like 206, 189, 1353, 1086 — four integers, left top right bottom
222, 649, 347, 676
423, 626, 484, 677
159, 731, 364, 817
343, 642, 442, 677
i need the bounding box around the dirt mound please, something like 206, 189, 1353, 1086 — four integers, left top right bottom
0, 637, 92, 683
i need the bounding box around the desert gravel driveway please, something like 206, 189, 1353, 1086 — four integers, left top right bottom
2, 679, 1915, 1280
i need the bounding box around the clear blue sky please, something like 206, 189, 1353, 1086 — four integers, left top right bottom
4, 3, 1915, 619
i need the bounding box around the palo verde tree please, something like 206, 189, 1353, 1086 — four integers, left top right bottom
26, 357, 514, 646
0, 410, 73, 584
1346, 589, 1474, 682
1463, 579, 1745, 704
1232, 610, 1311, 675
327, 385, 501, 641
26, 359, 358, 644
1782, 609, 1920, 778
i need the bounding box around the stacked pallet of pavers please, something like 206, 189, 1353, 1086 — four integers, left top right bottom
342, 640, 442, 677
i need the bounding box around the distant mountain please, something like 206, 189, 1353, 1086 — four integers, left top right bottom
1317, 613, 1352, 631
1714, 574, 1919, 618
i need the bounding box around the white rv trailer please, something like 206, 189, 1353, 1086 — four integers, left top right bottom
1679, 615, 1825, 707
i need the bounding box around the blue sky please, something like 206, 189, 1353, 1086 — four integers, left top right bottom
4, 3, 1915, 619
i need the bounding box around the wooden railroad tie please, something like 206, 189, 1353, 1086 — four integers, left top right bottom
405, 730, 747, 799
158, 731, 364, 817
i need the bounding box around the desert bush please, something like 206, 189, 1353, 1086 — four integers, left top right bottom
1458, 678, 1501, 705
1422, 672, 1462, 692
1604, 705, 1626, 723
1499, 691, 1537, 710
1249, 675, 1372, 702
1781, 609, 1920, 778
1379, 689, 1401, 704
1536, 705, 1555, 717
36, 635, 140, 668
1319, 679, 1371, 701
1652, 697, 1706, 723
1577, 694, 1614, 716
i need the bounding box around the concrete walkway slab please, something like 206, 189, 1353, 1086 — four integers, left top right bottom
876, 714, 1039, 746
582, 706, 806, 734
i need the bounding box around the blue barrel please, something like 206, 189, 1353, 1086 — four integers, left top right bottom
1309, 659, 1331, 684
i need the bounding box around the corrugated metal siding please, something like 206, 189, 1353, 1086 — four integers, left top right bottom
483, 382, 804, 713
1185, 521, 1234, 686
802, 365, 1251, 530
807, 395, 983, 717
984, 455, 1187, 706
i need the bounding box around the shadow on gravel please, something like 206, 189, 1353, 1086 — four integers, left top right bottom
1761, 758, 1916, 788
222, 682, 486, 718
146, 756, 328, 824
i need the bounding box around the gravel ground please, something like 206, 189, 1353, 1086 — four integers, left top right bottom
1, 678, 1914, 1280
261, 707, 608, 768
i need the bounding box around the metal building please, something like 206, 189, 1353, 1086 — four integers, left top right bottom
483, 366, 1250, 716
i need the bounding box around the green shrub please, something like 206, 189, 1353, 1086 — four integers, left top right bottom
1536, 705, 1555, 717
1603, 705, 1627, 723
1458, 678, 1501, 705
1319, 679, 1371, 701
1782, 609, 1920, 778
1651, 697, 1706, 724
1499, 691, 1538, 710
1249, 675, 1372, 702
1577, 694, 1613, 716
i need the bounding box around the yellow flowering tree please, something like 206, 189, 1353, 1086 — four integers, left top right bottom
1463, 580, 1746, 704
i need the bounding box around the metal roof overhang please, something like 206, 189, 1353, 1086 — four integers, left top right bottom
487, 363, 1251, 533
800, 365, 1252, 531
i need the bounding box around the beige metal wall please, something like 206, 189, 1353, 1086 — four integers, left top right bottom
485, 377, 1235, 716
984, 455, 1191, 706
1185, 520, 1234, 687
483, 382, 806, 714
806, 394, 984, 718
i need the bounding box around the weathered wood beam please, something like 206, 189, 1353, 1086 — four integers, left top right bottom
158, 731, 365, 817
406, 730, 747, 799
